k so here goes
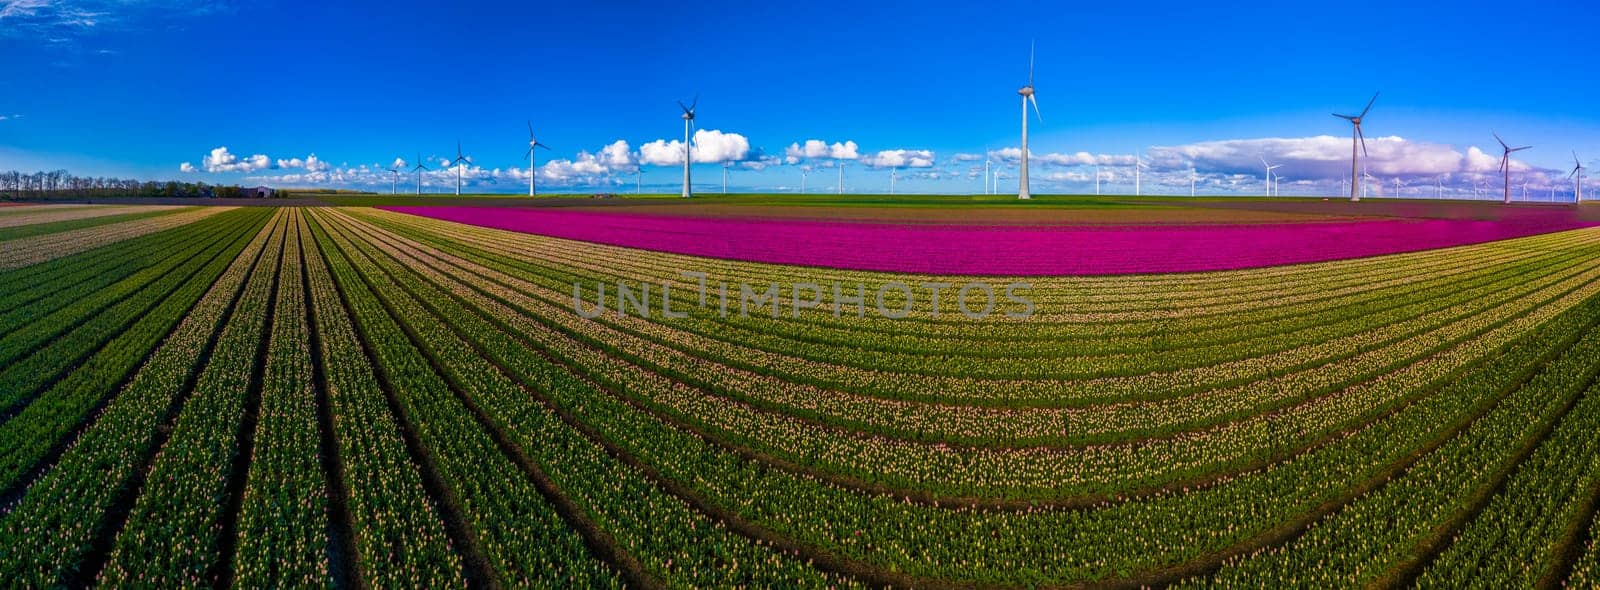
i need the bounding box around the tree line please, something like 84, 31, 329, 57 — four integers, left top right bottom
0, 169, 268, 199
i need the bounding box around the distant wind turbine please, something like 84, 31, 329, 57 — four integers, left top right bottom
801, 168, 807, 194
984, 155, 992, 195
1190, 166, 1197, 197
889, 167, 897, 195
678, 96, 698, 198
837, 161, 845, 195
1135, 152, 1144, 196
524, 122, 550, 197
1494, 132, 1532, 204
388, 164, 400, 195
1016, 41, 1041, 200
722, 161, 731, 194
1334, 92, 1378, 202
1261, 157, 1282, 196
1095, 163, 1102, 196
451, 141, 470, 196
1571, 152, 1586, 202
411, 152, 429, 195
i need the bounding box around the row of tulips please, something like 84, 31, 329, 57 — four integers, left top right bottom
0, 210, 259, 420
1183, 300, 1600, 588
307, 212, 622, 588
0, 208, 268, 492
0, 209, 275, 586
326, 207, 1600, 585
230, 210, 333, 587
299, 209, 467, 586
331, 208, 1600, 503
96, 211, 289, 586
0, 206, 190, 242
0, 205, 227, 270
0, 211, 223, 337
313, 208, 860, 588
359, 209, 1600, 410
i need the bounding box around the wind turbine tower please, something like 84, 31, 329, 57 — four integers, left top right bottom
451, 141, 470, 196
1494, 132, 1531, 204
411, 152, 429, 195
524, 122, 550, 197
1334, 92, 1378, 202
678, 96, 698, 198
1016, 41, 1041, 200
1571, 152, 1586, 202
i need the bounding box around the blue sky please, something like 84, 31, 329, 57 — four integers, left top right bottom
3, 0, 1599, 196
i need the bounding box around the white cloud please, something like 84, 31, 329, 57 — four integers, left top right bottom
1144, 135, 1542, 182
859, 149, 935, 168
390, 157, 406, 170
0, 0, 50, 20
784, 139, 859, 164
179, 162, 196, 173
640, 129, 755, 166
276, 153, 330, 172
597, 139, 637, 170
202, 146, 270, 173
988, 148, 1136, 166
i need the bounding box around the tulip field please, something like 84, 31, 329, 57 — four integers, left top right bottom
7, 199, 1600, 588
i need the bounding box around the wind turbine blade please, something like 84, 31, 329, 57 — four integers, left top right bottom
690, 93, 699, 112
525, 147, 533, 160
1333, 113, 1356, 121
1493, 132, 1508, 150
1359, 92, 1378, 118
537, 143, 551, 151
1028, 40, 1035, 87
1358, 127, 1368, 157
1029, 94, 1042, 122
1512, 146, 1532, 152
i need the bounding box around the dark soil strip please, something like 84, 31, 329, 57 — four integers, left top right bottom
0, 212, 265, 510
1385, 359, 1600, 587
334, 210, 1600, 589
320, 209, 654, 590
303, 212, 361, 590
209, 215, 286, 589
64, 212, 280, 588
307, 213, 496, 590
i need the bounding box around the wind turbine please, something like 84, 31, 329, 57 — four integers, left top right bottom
1571, 152, 1586, 202
1095, 163, 1102, 195
1334, 92, 1377, 202
1435, 176, 1443, 199
636, 167, 643, 194
801, 167, 808, 194
837, 161, 845, 195
984, 157, 992, 195
1494, 132, 1531, 204
1364, 170, 1379, 197
889, 167, 897, 195
451, 141, 470, 196
1190, 166, 1197, 197
523, 122, 550, 197
1134, 152, 1144, 196
1016, 41, 1041, 200
1394, 177, 1408, 198
1261, 157, 1282, 197
722, 161, 731, 194
411, 152, 429, 195
387, 164, 400, 195
678, 96, 697, 198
